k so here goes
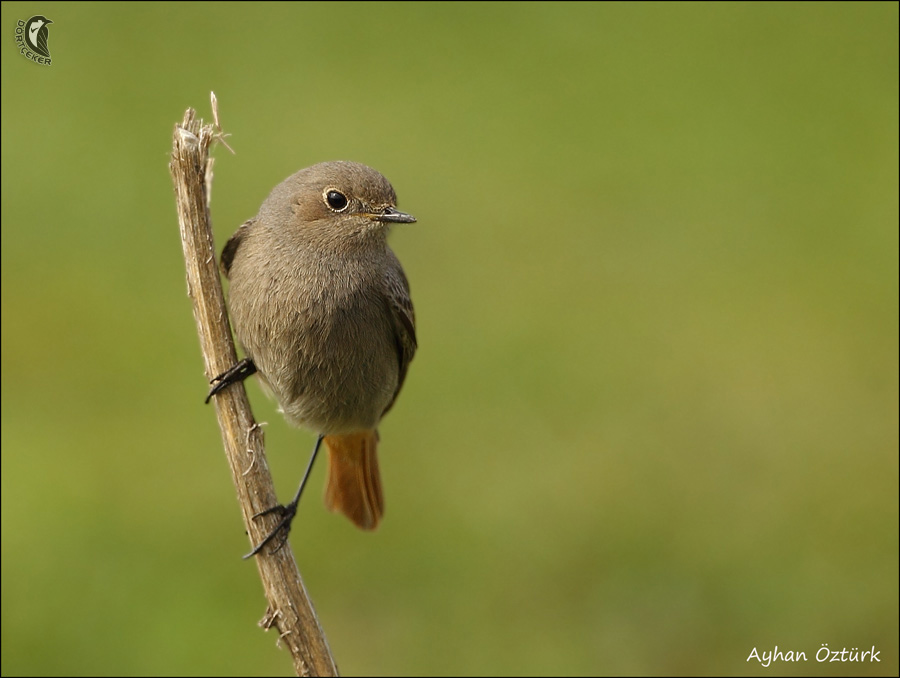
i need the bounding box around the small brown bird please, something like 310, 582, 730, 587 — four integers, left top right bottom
209, 161, 417, 556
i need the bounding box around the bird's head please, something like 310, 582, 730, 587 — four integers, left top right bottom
262, 161, 416, 245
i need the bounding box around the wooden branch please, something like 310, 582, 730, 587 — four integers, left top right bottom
170, 96, 339, 677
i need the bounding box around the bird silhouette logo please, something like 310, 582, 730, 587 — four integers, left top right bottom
15, 15, 53, 65
25, 16, 52, 57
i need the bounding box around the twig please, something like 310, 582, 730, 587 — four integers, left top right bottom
170, 94, 339, 677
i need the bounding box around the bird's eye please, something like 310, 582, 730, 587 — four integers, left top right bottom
325, 190, 348, 211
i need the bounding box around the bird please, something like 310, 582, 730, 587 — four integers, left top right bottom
208, 161, 417, 556
25, 16, 52, 59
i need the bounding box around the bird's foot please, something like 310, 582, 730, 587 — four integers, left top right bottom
243, 501, 298, 559
205, 358, 257, 403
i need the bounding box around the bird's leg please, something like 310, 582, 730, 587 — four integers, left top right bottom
205, 358, 257, 403
244, 434, 324, 558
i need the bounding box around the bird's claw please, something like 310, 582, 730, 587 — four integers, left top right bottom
243, 502, 298, 559
205, 358, 257, 403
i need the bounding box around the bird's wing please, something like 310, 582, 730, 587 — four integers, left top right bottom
220, 219, 255, 279
36, 27, 50, 57
381, 264, 417, 417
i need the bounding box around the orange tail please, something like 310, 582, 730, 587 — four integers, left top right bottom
323, 431, 384, 530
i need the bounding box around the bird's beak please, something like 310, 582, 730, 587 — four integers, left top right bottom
372, 207, 416, 224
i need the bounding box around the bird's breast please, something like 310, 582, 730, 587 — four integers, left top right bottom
229, 251, 398, 433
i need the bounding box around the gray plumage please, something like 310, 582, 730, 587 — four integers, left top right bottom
222, 161, 417, 436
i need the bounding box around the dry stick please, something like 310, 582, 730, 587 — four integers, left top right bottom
170, 103, 339, 677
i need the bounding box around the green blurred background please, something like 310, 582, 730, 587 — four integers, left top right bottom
2, 2, 897, 675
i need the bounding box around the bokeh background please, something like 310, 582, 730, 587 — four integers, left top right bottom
2, 2, 897, 676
